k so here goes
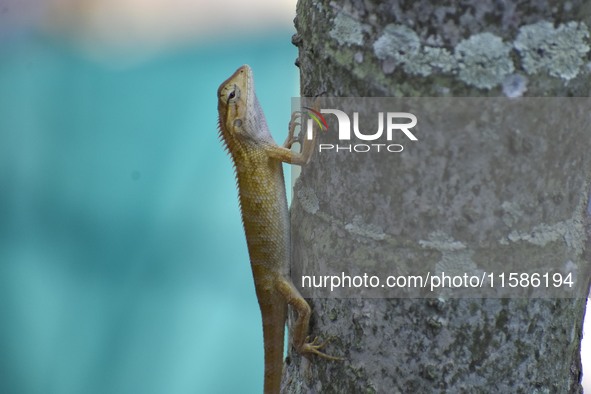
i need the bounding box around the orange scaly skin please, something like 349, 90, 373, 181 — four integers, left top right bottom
217, 65, 340, 394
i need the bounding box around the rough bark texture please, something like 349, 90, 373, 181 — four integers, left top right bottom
283, 1, 591, 393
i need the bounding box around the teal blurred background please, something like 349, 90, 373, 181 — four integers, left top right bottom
0, 14, 298, 394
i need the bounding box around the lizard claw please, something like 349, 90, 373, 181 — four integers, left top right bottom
291, 111, 302, 120
300, 336, 345, 361
290, 122, 301, 130
293, 128, 304, 144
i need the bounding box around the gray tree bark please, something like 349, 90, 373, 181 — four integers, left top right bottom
284, 1, 591, 393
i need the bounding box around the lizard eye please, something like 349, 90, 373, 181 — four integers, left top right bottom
227, 87, 238, 103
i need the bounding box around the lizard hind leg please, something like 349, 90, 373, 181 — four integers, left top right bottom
275, 277, 343, 361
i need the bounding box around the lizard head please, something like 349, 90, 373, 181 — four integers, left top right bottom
218, 64, 252, 133
217, 64, 271, 153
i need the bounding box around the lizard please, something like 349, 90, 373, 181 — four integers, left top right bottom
217, 64, 340, 394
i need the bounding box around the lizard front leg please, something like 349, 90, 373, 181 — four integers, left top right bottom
276, 277, 343, 361
282, 110, 301, 149
267, 110, 317, 166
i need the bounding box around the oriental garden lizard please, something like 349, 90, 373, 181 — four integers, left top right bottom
217, 65, 341, 394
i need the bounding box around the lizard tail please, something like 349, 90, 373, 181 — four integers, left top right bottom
260, 301, 287, 394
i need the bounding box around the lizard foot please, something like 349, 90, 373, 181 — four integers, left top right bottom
300, 336, 344, 361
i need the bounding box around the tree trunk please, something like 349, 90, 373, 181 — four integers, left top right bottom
284, 1, 591, 392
